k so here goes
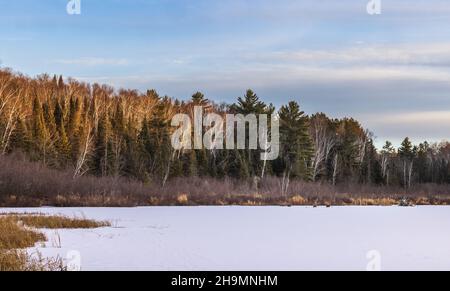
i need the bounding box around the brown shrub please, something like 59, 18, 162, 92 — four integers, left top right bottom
1, 153, 450, 207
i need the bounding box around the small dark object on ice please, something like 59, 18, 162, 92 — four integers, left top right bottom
399, 198, 415, 207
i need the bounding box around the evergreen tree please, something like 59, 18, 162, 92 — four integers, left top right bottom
2, 68, 450, 190
56, 121, 71, 167
399, 137, 416, 188
141, 101, 173, 185
380, 141, 396, 185
31, 97, 48, 161
43, 102, 56, 135
183, 150, 198, 177
10, 119, 31, 153
231, 89, 266, 115
68, 97, 82, 161
279, 101, 314, 190
230, 90, 268, 177
93, 114, 112, 176
191, 91, 209, 106
68, 97, 81, 137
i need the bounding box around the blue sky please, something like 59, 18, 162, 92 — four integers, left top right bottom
1, 0, 450, 146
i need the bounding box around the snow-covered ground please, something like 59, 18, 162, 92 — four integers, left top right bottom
1, 206, 450, 271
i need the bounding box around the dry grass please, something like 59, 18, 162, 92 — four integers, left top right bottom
0, 214, 110, 271
0, 250, 66, 271
290, 195, 307, 205
176, 194, 189, 205
0, 217, 45, 250
6, 214, 110, 229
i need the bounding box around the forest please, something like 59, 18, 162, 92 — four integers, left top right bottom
0, 68, 449, 206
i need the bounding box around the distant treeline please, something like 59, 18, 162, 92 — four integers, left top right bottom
0, 68, 449, 194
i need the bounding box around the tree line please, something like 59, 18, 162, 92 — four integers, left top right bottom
0, 68, 449, 192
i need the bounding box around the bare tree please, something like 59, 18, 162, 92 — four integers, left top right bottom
380, 141, 395, 186
332, 153, 339, 186
73, 96, 95, 178
310, 114, 335, 181
73, 123, 94, 178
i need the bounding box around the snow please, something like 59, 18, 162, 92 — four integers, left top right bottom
1, 206, 450, 271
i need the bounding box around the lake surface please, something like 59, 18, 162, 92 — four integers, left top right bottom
1, 206, 450, 271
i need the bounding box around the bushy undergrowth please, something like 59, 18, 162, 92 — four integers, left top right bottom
1, 153, 450, 207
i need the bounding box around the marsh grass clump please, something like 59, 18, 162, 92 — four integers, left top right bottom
0, 217, 46, 250
7, 214, 111, 229
0, 217, 63, 271
0, 250, 29, 271
0, 250, 66, 271
176, 194, 189, 205
290, 195, 307, 205
0, 214, 110, 271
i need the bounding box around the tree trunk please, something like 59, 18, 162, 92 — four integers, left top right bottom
162, 152, 174, 188
408, 161, 414, 189
332, 154, 339, 186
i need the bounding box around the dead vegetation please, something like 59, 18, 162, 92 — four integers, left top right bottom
0, 153, 449, 207
0, 216, 45, 250
6, 214, 110, 229
0, 250, 66, 271
0, 214, 110, 271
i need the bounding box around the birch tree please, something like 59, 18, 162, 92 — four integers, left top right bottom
310, 113, 336, 181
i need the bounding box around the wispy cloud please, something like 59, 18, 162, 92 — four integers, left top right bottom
361, 111, 450, 146
265, 43, 450, 68
368, 111, 450, 125
79, 43, 450, 91
53, 57, 130, 66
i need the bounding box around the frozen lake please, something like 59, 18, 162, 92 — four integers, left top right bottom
1, 206, 450, 271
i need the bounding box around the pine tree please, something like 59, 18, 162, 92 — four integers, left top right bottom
416, 142, 431, 183
191, 91, 209, 106
231, 89, 266, 115
183, 150, 198, 177
335, 118, 364, 183
43, 102, 56, 135
31, 97, 49, 161
227, 149, 249, 179
93, 114, 112, 176
141, 101, 174, 185
10, 119, 31, 153
399, 137, 416, 188
399, 138, 414, 160
56, 120, 71, 167
122, 115, 141, 178
380, 141, 395, 185
53, 101, 64, 128
58, 75, 65, 90
68, 97, 82, 161
278, 101, 314, 194
68, 97, 81, 137
196, 149, 209, 176
230, 90, 269, 177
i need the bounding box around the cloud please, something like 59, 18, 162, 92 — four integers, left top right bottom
368, 111, 450, 125
359, 111, 450, 146
66, 41, 450, 146
53, 57, 130, 66
199, 0, 450, 23
236, 42, 450, 76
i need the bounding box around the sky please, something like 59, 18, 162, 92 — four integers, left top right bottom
1, 0, 450, 147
